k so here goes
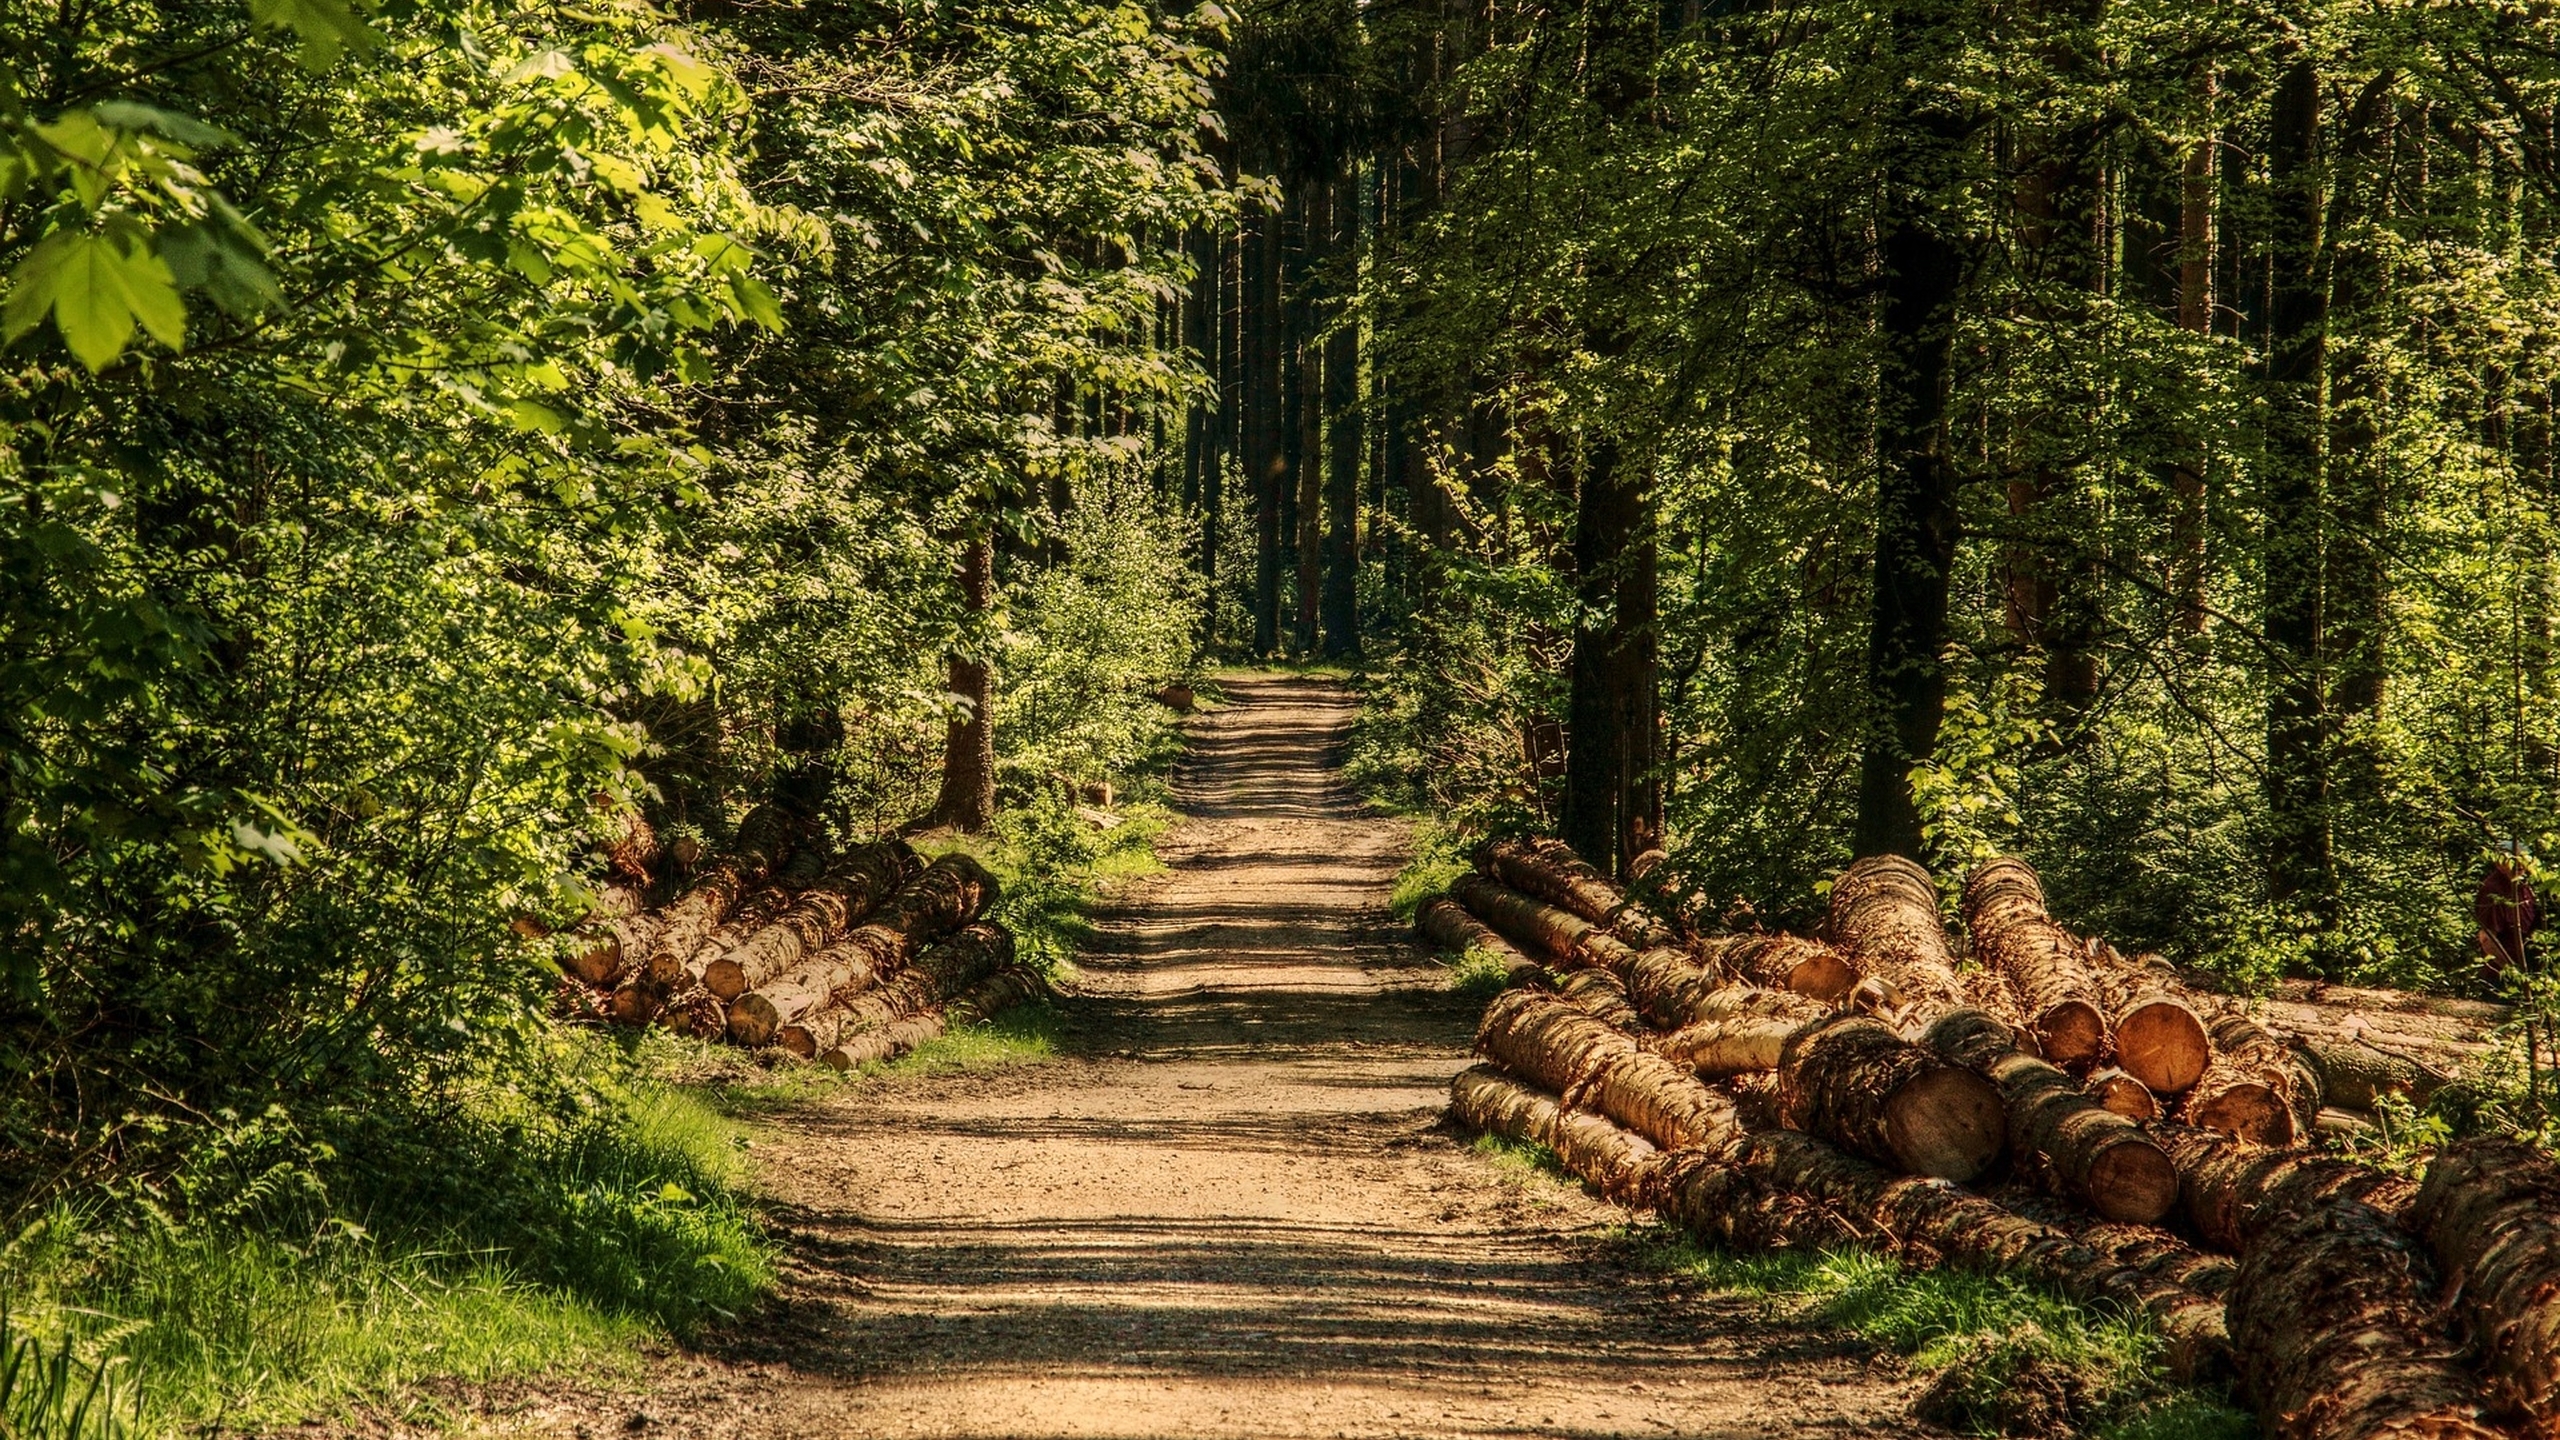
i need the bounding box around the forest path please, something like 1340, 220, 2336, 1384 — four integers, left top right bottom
575, 675, 1921, 1439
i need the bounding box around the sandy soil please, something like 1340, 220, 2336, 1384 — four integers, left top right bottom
523, 674, 1928, 1440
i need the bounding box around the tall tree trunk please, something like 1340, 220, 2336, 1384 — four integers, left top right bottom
1249, 195, 1285, 654
1321, 167, 1363, 658
2262, 52, 2334, 931
2326, 79, 2397, 809
1855, 49, 1970, 859
2173, 72, 2218, 634
927, 531, 996, 832
1283, 178, 1317, 653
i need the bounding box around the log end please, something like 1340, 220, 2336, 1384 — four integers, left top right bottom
2032, 1000, 2109, 1071
1783, 949, 1858, 1005
2086, 1137, 2181, 1226
2188, 1082, 2297, 1147
726, 995, 780, 1048
1883, 1065, 2008, 1183
702, 957, 749, 1001
2086, 1068, 2160, 1123
776, 1026, 818, 1059
563, 937, 620, 988
2115, 999, 2211, 1096
607, 983, 658, 1026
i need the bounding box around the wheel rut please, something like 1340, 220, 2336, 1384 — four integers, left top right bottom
547, 674, 1924, 1439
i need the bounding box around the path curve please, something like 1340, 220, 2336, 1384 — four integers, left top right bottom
572, 675, 1921, 1439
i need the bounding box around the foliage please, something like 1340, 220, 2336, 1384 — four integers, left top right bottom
1635, 1233, 2254, 1439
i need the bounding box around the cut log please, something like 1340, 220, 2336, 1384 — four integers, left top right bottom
604, 805, 660, 883
1720, 934, 1858, 1004
2083, 1067, 2159, 1122
2292, 1035, 2450, 1112
1619, 948, 1797, 1033
2411, 1135, 2560, 1431
1777, 1011, 2005, 1182
784, 924, 1014, 1058
1447, 1064, 1664, 1204
2180, 1010, 2303, 1146
1959, 857, 2110, 1069
1450, 872, 1595, 962
1821, 855, 1967, 1019
817, 962, 1049, 1072
645, 884, 792, 992
1475, 836, 1675, 947
628, 803, 799, 992
2153, 1123, 2413, 1254
702, 841, 922, 1000
1416, 895, 1540, 982
727, 936, 887, 1047
2228, 1198, 2503, 1440
1643, 986, 1830, 1080
562, 883, 652, 986
1554, 966, 1642, 1029
2094, 949, 2214, 1098
1449, 1064, 2228, 1383
1922, 1008, 2176, 1224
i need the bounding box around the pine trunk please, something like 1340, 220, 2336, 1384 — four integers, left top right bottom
1776, 1011, 2006, 1182
1960, 857, 2110, 1068
2180, 1010, 2304, 1145
1719, 934, 1859, 1005
2410, 1136, 2560, 1431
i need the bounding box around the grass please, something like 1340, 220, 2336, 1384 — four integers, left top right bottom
917, 789, 1175, 981
1631, 1232, 2256, 1439
871, 1001, 1066, 1077
0, 1036, 777, 1439
1467, 1133, 1576, 1188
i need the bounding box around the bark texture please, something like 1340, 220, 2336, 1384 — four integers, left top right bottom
1822, 855, 1966, 1018
702, 841, 921, 1000
2154, 1123, 2413, 1254
1451, 872, 1596, 962
1476, 836, 1675, 946
2182, 1010, 2304, 1145
1416, 895, 1540, 981
2228, 1198, 2503, 1440
2089, 945, 2213, 1097
2410, 1136, 2560, 1431
1960, 857, 2110, 1068
1776, 1011, 2006, 1182
1922, 1008, 2176, 1223
1721, 934, 1858, 1005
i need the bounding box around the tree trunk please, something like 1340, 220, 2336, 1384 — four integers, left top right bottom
1448, 1063, 1665, 1204
2180, 1009, 2304, 1145
1248, 199, 1284, 654
1561, 432, 1660, 877
795, 922, 1014, 1061
2263, 51, 2335, 930
2153, 1122, 2412, 1255
2086, 942, 2213, 1096
927, 532, 997, 832
2172, 72, 2218, 634
2410, 1136, 2560, 1431
1821, 854, 1967, 1018
1854, 81, 1968, 857
1959, 857, 2110, 1067
1719, 933, 1860, 1005
1777, 1011, 2006, 1182
1320, 168, 1362, 659
1922, 1007, 2177, 1223
2083, 1067, 2159, 1121
2326, 80, 2397, 810
1474, 836, 1674, 946
2291, 1035, 2447, 1111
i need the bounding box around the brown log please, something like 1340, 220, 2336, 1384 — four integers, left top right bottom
2292, 1036, 2450, 1112
562, 883, 652, 986
1449, 1064, 2229, 1382
1959, 857, 2110, 1069
2180, 1009, 2303, 1146
1720, 934, 1858, 1004
2094, 948, 2214, 1097
817, 962, 1049, 1072
645, 884, 792, 992
1475, 836, 1675, 947
2228, 1198, 2503, 1440
1447, 1064, 1665, 1204
727, 936, 887, 1048
2312, 1107, 2376, 1141
1416, 895, 1540, 982
1777, 1011, 2005, 1182
2411, 1136, 2560, 1431
785, 924, 1014, 1058
605, 805, 660, 883
1664, 1129, 2232, 1383
607, 978, 659, 1026
1820, 855, 1966, 1018
2153, 1123, 2413, 1254
1553, 966, 1642, 1029
1922, 1008, 2176, 1223
658, 985, 727, 1041
702, 842, 922, 1000
628, 803, 798, 991
1450, 872, 1595, 962
1619, 947, 1794, 1030
2083, 1067, 2159, 1122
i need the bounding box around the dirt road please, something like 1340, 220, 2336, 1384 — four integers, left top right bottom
590, 675, 1921, 1439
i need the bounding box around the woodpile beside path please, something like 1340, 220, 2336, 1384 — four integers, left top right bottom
549, 806, 1044, 1067
1425, 838, 2537, 1440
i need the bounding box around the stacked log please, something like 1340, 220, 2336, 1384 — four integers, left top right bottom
1414, 895, 1540, 984
1921, 1008, 2177, 1224
1474, 836, 1676, 947
2410, 1137, 2560, 1432
702, 841, 921, 1000
811, 923, 1022, 1068
730, 853, 1001, 1047
1821, 854, 1967, 1020
1960, 858, 2111, 1069
2087, 944, 2213, 1098
1717, 933, 1858, 1005
2182, 1010, 2306, 1146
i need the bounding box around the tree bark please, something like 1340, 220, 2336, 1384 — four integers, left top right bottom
1320, 167, 1362, 659
1959, 857, 2110, 1068
1922, 1007, 2177, 1223
927, 532, 997, 832
1248, 198, 1284, 654
2172, 71, 2218, 634
1450, 871, 1599, 964
2410, 1136, 2560, 1431
2086, 942, 2213, 1097
2180, 1009, 2304, 1145
725, 853, 998, 1046
702, 841, 921, 1000
1474, 836, 1674, 946
1718, 934, 1860, 1005
1778, 1010, 2006, 1182
1416, 895, 1539, 981
2083, 1067, 2159, 1121
1821, 854, 1967, 1019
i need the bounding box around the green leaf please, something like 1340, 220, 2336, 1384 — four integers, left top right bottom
244, 0, 377, 70
89, 100, 232, 149
20, 230, 186, 369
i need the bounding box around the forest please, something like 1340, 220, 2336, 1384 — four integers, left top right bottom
8, 0, 2560, 1436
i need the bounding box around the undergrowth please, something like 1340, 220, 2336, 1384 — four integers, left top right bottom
1634, 1233, 2256, 1440
0, 1031, 772, 1438
922, 787, 1174, 980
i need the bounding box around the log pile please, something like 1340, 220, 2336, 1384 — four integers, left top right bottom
548, 814, 1041, 1064
1421, 838, 2530, 1440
